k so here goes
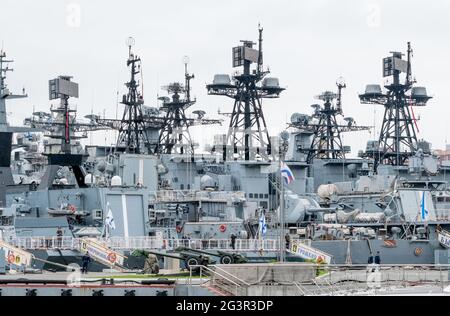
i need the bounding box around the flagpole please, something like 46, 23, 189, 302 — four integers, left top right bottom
281, 167, 285, 263
279, 159, 285, 263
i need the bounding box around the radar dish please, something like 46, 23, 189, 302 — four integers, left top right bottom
193, 110, 206, 119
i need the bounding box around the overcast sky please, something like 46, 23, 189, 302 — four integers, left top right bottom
1, 0, 450, 155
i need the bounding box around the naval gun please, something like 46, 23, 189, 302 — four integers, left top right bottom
132, 247, 248, 272
132, 249, 214, 272
174, 247, 248, 265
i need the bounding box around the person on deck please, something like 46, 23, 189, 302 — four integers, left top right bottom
285, 233, 291, 249
56, 227, 63, 248
230, 234, 237, 250
81, 252, 92, 274
374, 251, 381, 265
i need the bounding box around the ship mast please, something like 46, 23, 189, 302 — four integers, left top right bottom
207, 26, 285, 161
156, 58, 196, 155
0, 51, 28, 205
290, 78, 370, 165
116, 37, 152, 154
359, 42, 431, 167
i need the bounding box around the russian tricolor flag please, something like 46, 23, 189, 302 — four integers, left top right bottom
281, 162, 295, 185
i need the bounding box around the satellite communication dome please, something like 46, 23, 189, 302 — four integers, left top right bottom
280, 131, 290, 141
262, 77, 280, 88
111, 176, 122, 186
200, 175, 215, 189
411, 87, 428, 98
364, 84, 382, 96
213, 74, 231, 85
411, 86, 431, 104
317, 184, 338, 199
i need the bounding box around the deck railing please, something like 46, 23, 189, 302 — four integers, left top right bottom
3, 236, 280, 251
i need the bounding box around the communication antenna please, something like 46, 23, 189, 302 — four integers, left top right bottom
290, 78, 370, 164
115, 37, 153, 154
126, 36, 135, 56
156, 56, 220, 155
206, 26, 285, 161
359, 42, 432, 166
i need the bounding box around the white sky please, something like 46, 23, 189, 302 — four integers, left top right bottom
1, 0, 450, 155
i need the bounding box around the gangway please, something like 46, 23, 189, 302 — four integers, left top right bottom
0, 240, 76, 272
76, 238, 128, 272
287, 240, 333, 264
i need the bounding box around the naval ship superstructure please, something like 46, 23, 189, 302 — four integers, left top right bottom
1, 31, 450, 269
276, 42, 450, 264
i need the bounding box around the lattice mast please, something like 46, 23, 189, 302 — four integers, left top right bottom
290, 79, 370, 163
359, 42, 432, 166
157, 58, 196, 155
308, 84, 346, 162
116, 37, 151, 154
207, 26, 284, 161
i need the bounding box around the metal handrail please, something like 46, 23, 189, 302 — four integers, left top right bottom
188, 264, 246, 296
209, 265, 251, 287
293, 281, 307, 296
190, 265, 241, 287
3, 236, 280, 251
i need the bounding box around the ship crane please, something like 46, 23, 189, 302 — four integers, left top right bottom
290, 78, 371, 164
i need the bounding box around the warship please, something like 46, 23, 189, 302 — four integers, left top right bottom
1, 26, 450, 279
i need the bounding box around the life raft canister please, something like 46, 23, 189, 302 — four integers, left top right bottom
414, 247, 423, 257
7, 254, 15, 264
219, 224, 227, 233
107, 252, 117, 263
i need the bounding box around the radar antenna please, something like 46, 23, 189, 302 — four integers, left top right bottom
359, 42, 431, 166
115, 38, 153, 154
206, 26, 284, 161
290, 78, 371, 164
